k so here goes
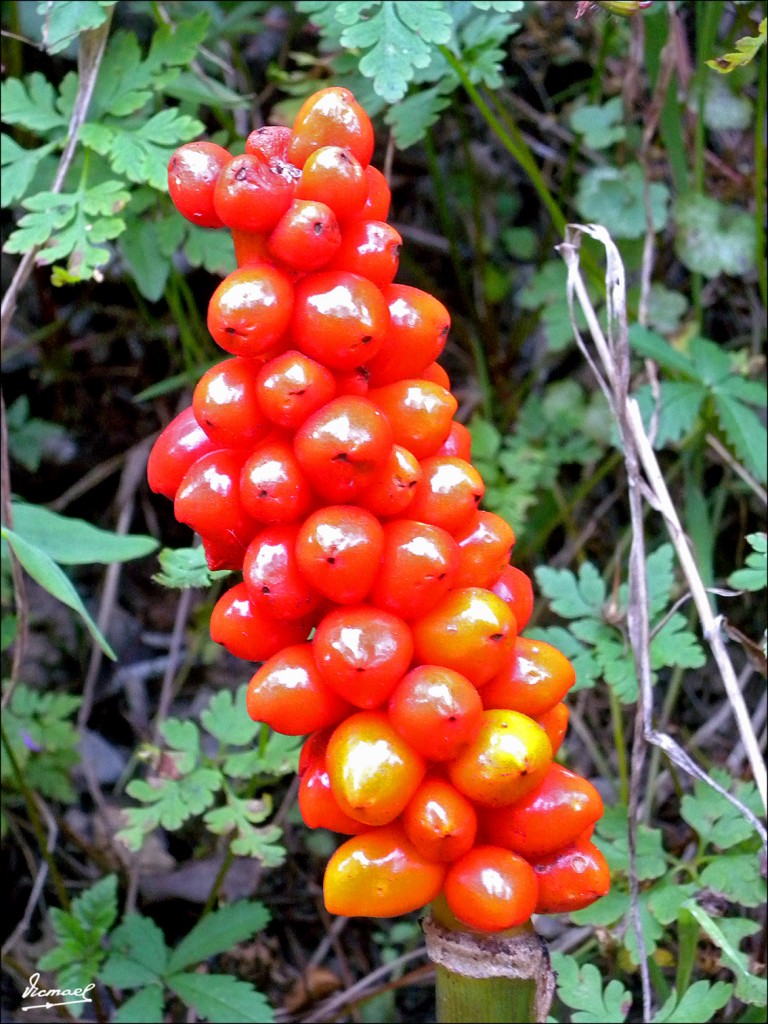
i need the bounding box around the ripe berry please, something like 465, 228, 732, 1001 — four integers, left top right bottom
246, 643, 351, 735
388, 665, 483, 761
536, 702, 569, 754
326, 711, 425, 825
289, 87, 374, 169
214, 153, 295, 233
243, 523, 321, 621
193, 358, 271, 450
295, 505, 384, 604
240, 439, 314, 523
256, 350, 337, 432
357, 445, 421, 518
167, 141, 230, 228
370, 519, 459, 620
357, 165, 391, 221
490, 564, 534, 632
402, 777, 478, 862
298, 146, 368, 222
210, 582, 310, 661
532, 839, 610, 914
366, 285, 451, 386
328, 220, 402, 288
299, 730, 371, 834
406, 456, 485, 534
147, 406, 219, 500
245, 125, 293, 163
267, 200, 342, 271
369, 379, 457, 460
207, 266, 294, 357
481, 637, 576, 718
444, 846, 539, 932
452, 511, 516, 589
291, 271, 388, 371
174, 450, 256, 555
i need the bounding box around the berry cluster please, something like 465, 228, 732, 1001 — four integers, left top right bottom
151, 87, 609, 933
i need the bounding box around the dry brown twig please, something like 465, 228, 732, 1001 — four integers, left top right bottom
557, 222, 767, 1022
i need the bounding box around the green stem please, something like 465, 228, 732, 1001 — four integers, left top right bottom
755, 43, 767, 308
609, 687, 630, 805
0, 721, 71, 911
643, 662, 685, 824
424, 905, 554, 1024
202, 844, 236, 917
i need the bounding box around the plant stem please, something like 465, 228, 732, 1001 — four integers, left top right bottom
609, 687, 630, 805
755, 43, 767, 308
424, 902, 554, 1024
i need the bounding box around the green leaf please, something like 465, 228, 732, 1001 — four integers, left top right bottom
674, 193, 756, 278
707, 17, 767, 73
682, 902, 766, 1005
80, 109, 205, 191
204, 799, 286, 863
0, 72, 69, 132
100, 914, 169, 987
646, 881, 699, 925
222, 730, 302, 780
702, 76, 753, 131
1, 684, 81, 803
167, 973, 273, 1024
201, 688, 261, 748
183, 225, 237, 276
653, 980, 733, 1022
645, 284, 689, 336
713, 393, 768, 483
593, 805, 667, 880
728, 533, 767, 592
570, 96, 627, 150
5, 395, 69, 472
1, 134, 57, 206
384, 84, 452, 148
38, 875, 119, 987
575, 163, 670, 239
10, 502, 157, 565
36, 1, 117, 54
645, 544, 676, 619
550, 954, 631, 1023
112, 984, 165, 1024
635, 381, 706, 448
651, 613, 705, 671
680, 771, 763, 849
168, 900, 271, 974
1, 526, 116, 659
152, 546, 232, 589
628, 324, 695, 377
118, 219, 173, 302
699, 854, 765, 908
534, 562, 606, 619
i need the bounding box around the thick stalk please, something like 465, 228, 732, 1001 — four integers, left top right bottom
424, 905, 555, 1024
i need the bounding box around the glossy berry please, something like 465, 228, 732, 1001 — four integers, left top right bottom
193, 358, 271, 450
490, 564, 534, 632
420, 361, 451, 390
295, 505, 384, 604
357, 445, 421, 518
532, 839, 610, 914
299, 745, 371, 834
328, 220, 402, 288
214, 153, 295, 233
370, 519, 459, 620
402, 777, 478, 862
201, 535, 250, 573
536, 702, 569, 754
256, 350, 337, 431
246, 643, 351, 735
366, 285, 451, 386
481, 637, 576, 718
411, 588, 516, 688
369, 379, 457, 460
313, 605, 413, 709
147, 406, 219, 500
406, 456, 485, 534
435, 420, 472, 460
444, 846, 538, 932
388, 665, 483, 761
240, 439, 314, 523
291, 271, 388, 371
267, 199, 342, 271
174, 449, 255, 554
324, 823, 445, 918
326, 711, 425, 826
289, 87, 374, 169
453, 511, 516, 589
243, 523, 321, 622
448, 709, 553, 807
167, 141, 230, 227
207, 266, 293, 357
293, 395, 393, 502
298, 146, 368, 222
245, 125, 293, 163
210, 582, 310, 661
479, 763, 604, 859
357, 165, 391, 221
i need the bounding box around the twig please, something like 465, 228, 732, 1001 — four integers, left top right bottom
1, 393, 29, 709
706, 432, 768, 506
152, 586, 195, 741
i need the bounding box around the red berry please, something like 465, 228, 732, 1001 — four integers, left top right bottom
168, 141, 230, 227
240, 438, 314, 523
453, 511, 516, 589
388, 665, 483, 761
247, 643, 351, 735
295, 505, 384, 604
147, 406, 219, 500
214, 153, 295, 233
402, 776, 478, 863
193, 358, 271, 450
366, 285, 450, 386
242, 523, 322, 622
328, 220, 402, 288
207, 266, 294, 357
245, 125, 293, 163
268, 199, 342, 271
174, 449, 256, 554
369, 379, 457, 460
444, 846, 539, 932
435, 420, 472, 460
355, 165, 391, 221
290, 87, 374, 169
406, 456, 485, 534
256, 350, 337, 432
481, 637, 576, 718
370, 519, 459, 620
490, 564, 535, 632
211, 582, 310, 661
532, 839, 610, 914
357, 445, 421, 518
298, 146, 368, 223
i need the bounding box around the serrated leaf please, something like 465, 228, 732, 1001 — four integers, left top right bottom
534, 562, 606, 619
647, 881, 699, 925
123, 767, 221, 837
635, 381, 706, 448
570, 886, 628, 927
680, 771, 763, 849
37, 1, 117, 54
100, 914, 168, 987
593, 807, 667, 880
628, 323, 696, 377
10, 502, 157, 565
6, 395, 68, 472
699, 855, 765, 907
204, 799, 285, 862
117, 219, 172, 302
550, 954, 631, 1024
39, 875, 118, 984
1, 526, 116, 659
1, 134, 57, 206
112, 984, 164, 1024
651, 613, 705, 670
167, 972, 273, 1024
223, 730, 302, 780
645, 544, 676, 618
81, 110, 204, 190
0, 72, 69, 131
576, 163, 670, 239
707, 17, 767, 73
674, 193, 756, 278
153, 546, 232, 589
384, 84, 452, 148
168, 900, 271, 974
713, 393, 767, 483
183, 225, 237, 276
728, 533, 767, 592
201, 688, 261, 747
653, 980, 733, 1023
